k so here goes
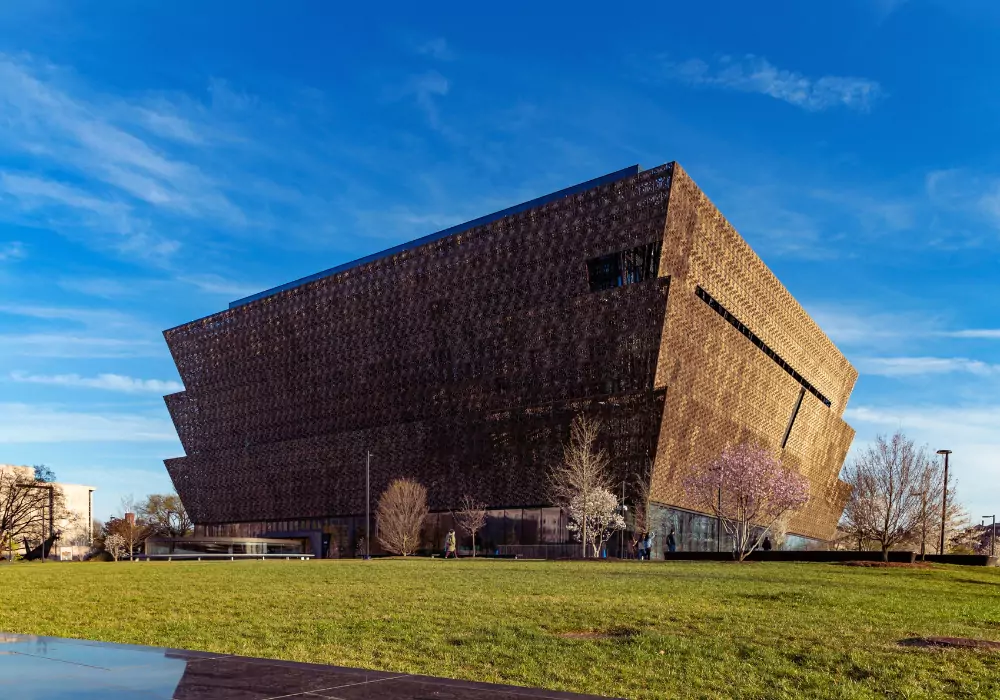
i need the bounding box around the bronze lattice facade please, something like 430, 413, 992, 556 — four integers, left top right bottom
162, 162, 856, 552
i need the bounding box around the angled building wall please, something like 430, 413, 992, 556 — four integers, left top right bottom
162, 162, 856, 550
650, 165, 856, 541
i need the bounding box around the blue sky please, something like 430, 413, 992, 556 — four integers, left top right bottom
0, 0, 997, 522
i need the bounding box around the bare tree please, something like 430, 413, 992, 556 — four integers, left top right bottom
104, 515, 152, 560
905, 463, 967, 556
840, 431, 930, 561
454, 495, 487, 557
685, 442, 810, 561
104, 533, 128, 562
376, 478, 428, 556
549, 415, 613, 558
0, 465, 69, 557
139, 493, 192, 537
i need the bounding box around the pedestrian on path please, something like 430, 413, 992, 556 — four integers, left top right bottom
667, 527, 677, 553
444, 529, 458, 558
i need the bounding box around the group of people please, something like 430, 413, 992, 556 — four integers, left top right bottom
634, 527, 678, 560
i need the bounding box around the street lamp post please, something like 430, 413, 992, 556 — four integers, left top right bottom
936, 449, 952, 555
365, 451, 371, 560
983, 515, 996, 558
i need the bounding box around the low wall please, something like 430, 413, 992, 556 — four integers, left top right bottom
660, 550, 917, 563
921, 554, 998, 566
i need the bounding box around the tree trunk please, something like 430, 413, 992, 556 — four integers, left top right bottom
471, 532, 476, 558
881, 544, 889, 562
582, 517, 587, 559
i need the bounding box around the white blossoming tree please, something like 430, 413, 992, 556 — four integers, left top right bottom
549, 415, 614, 558
104, 533, 128, 562
685, 442, 810, 561
567, 487, 626, 558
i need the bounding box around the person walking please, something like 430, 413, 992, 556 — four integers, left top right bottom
637, 532, 647, 561
666, 527, 677, 553
645, 531, 656, 560
762, 536, 772, 552
444, 529, 458, 559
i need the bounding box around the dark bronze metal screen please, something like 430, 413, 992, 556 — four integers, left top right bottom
164, 165, 674, 525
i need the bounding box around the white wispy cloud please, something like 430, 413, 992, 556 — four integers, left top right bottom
805, 304, 933, 349
846, 404, 1000, 441
0, 304, 164, 358
0, 334, 161, 359
57, 276, 146, 299
9, 371, 182, 394
926, 168, 1000, 233
661, 55, 882, 112
178, 273, 262, 298
0, 403, 177, 443
402, 71, 451, 131
0, 55, 242, 219
0, 303, 136, 328
0, 240, 24, 261
415, 38, 454, 61
856, 357, 1000, 377
0, 53, 247, 263
134, 105, 205, 145
947, 329, 1000, 339
805, 304, 1000, 351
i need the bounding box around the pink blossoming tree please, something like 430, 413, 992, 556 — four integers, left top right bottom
685, 442, 810, 561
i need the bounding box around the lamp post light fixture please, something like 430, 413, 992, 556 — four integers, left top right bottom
936, 449, 952, 555
983, 515, 996, 558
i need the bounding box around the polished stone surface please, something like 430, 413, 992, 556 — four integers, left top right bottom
0, 634, 615, 699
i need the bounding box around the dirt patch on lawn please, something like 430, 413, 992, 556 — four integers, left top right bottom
899, 637, 1000, 651
558, 626, 637, 640
839, 561, 932, 569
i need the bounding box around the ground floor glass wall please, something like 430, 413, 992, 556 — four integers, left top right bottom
645, 504, 824, 558
195, 503, 824, 558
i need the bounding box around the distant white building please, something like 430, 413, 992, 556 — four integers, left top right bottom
0, 464, 95, 560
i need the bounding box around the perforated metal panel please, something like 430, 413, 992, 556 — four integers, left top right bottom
165, 166, 673, 526
650, 165, 856, 541
163, 162, 856, 544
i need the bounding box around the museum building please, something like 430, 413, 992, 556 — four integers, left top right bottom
162, 163, 857, 557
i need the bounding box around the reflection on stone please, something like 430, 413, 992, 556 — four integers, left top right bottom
0, 633, 615, 699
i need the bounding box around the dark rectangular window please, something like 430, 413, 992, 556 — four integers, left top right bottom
587, 241, 662, 292
695, 286, 832, 408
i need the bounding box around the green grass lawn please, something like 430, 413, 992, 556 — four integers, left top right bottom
1, 559, 998, 699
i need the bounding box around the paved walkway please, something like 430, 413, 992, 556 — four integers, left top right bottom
0, 633, 617, 699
